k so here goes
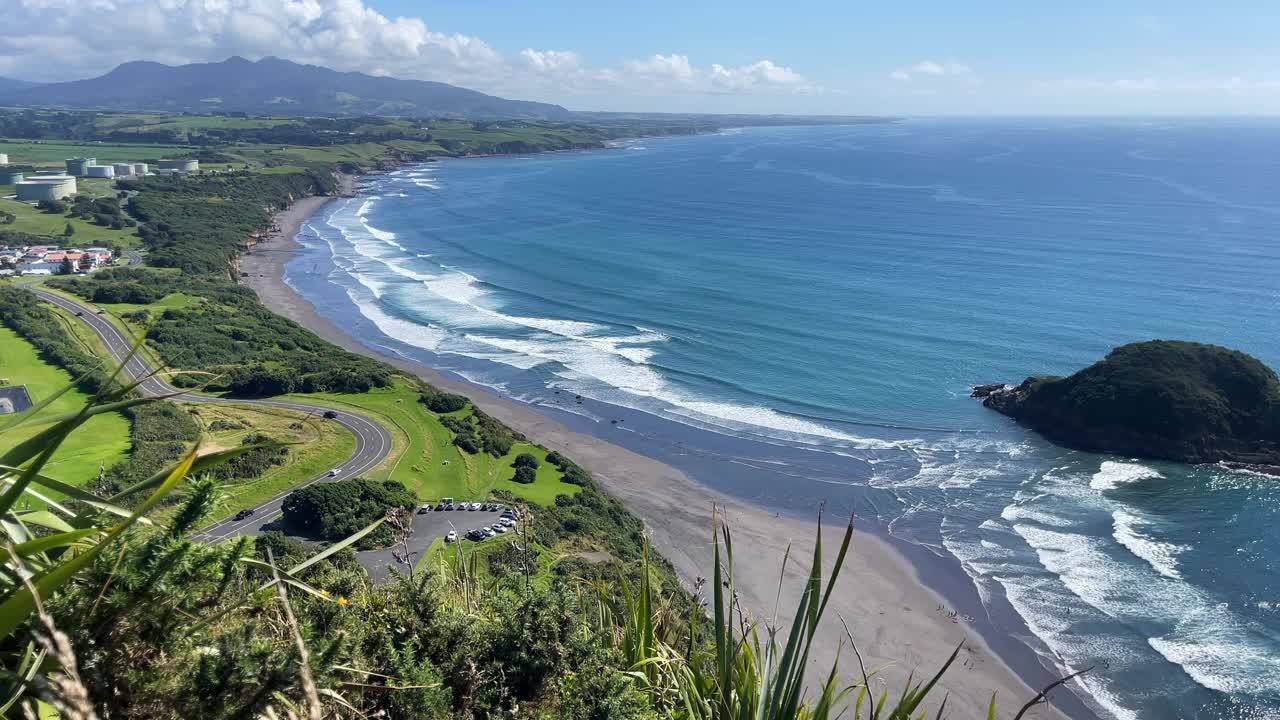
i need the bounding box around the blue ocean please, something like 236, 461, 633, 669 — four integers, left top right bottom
285, 119, 1280, 720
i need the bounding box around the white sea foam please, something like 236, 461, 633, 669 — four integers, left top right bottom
1090, 461, 1163, 491
1149, 631, 1280, 695
1111, 510, 1187, 580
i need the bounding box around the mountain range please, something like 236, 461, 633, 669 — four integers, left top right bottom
0, 56, 569, 119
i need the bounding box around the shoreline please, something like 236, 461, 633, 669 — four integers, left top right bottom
240, 177, 1083, 719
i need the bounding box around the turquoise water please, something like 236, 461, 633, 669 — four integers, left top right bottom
286, 119, 1280, 719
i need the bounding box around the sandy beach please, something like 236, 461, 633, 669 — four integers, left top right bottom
239, 181, 1078, 719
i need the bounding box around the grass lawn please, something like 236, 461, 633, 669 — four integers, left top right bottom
186, 403, 356, 527
0, 197, 141, 247
0, 326, 131, 486
286, 380, 581, 507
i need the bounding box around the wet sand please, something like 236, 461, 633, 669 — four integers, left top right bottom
239, 181, 1076, 719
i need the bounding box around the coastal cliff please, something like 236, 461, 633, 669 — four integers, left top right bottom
977, 340, 1280, 464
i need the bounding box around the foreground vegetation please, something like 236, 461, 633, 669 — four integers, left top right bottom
0, 380, 1077, 719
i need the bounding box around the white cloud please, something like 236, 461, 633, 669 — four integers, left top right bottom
889, 60, 973, 82
0, 0, 817, 102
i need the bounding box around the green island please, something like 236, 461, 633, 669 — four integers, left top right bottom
0, 104, 1064, 720
980, 339, 1280, 465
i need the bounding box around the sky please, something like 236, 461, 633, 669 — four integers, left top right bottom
3, 0, 1280, 115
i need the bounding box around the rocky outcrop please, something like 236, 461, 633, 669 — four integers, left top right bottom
979, 340, 1280, 465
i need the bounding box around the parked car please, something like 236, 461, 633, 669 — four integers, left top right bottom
417, 504, 432, 514
445, 531, 458, 543
466, 502, 477, 511
484, 528, 497, 538
435, 503, 445, 511
323, 410, 338, 419
444, 503, 454, 511
493, 525, 508, 534
234, 508, 255, 521
499, 518, 515, 527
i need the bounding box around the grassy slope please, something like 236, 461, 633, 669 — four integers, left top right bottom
0, 197, 142, 247
188, 402, 356, 526
0, 326, 131, 484
285, 380, 582, 506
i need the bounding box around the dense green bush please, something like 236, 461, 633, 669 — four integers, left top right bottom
420, 388, 468, 413
512, 466, 537, 484
282, 478, 415, 547
513, 452, 540, 469
206, 432, 289, 482
120, 170, 334, 275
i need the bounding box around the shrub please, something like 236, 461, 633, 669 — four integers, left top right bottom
420, 389, 468, 413
282, 478, 415, 547
512, 466, 537, 484
513, 452, 540, 469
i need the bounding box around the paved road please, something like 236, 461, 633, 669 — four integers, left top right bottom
28, 288, 394, 543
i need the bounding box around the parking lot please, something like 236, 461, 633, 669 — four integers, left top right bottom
358, 503, 523, 583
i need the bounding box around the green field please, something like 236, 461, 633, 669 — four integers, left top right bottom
0, 326, 131, 485
187, 403, 356, 526
285, 381, 582, 506
0, 140, 192, 167
0, 197, 141, 246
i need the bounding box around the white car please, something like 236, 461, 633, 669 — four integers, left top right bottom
328, 468, 340, 477
493, 525, 508, 534
444, 531, 458, 543
484, 528, 496, 538
499, 518, 515, 527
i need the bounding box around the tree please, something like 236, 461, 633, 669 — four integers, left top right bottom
512, 466, 537, 484
513, 452, 540, 470
63, 222, 75, 237
58, 256, 74, 275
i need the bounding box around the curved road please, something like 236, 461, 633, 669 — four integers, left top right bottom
29, 288, 394, 543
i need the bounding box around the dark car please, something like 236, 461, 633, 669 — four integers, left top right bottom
233, 508, 255, 521
96, 309, 106, 314
435, 503, 445, 511
74, 311, 84, 317
323, 410, 338, 419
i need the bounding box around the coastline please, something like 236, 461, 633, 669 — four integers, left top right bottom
240, 180, 1079, 719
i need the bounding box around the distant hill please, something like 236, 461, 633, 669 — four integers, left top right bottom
0, 77, 41, 93
0, 57, 570, 119
979, 340, 1280, 465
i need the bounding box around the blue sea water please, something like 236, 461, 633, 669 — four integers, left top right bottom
285, 119, 1280, 720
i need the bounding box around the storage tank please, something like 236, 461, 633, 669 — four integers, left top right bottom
112, 163, 135, 177
16, 175, 76, 202
133, 163, 148, 176
65, 158, 96, 176
86, 165, 115, 178
157, 158, 199, 173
